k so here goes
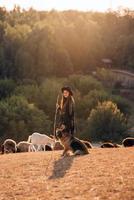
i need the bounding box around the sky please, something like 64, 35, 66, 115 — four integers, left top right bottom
0, 0, 134, 12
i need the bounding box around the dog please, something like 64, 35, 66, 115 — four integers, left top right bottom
81, 140, 92, 148
56, 128, 89, 156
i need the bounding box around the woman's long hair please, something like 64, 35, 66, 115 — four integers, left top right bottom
60, 95, 75, 110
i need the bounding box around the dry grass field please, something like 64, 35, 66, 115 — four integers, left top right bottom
0, 148, 134, 200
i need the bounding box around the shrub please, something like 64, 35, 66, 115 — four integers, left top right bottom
0, 95, 52, 141
86, 101, 128, 142
0, 79, 16, 99
68, 74, 103, 95
110, 95, 132, 116
37, 78, 66, 117
75, 89, 108, 119
14, 78, 66, 119
14, 84, 40, 104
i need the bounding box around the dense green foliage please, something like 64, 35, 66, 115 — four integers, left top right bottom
0, 7, 134, 81
0, 7, 133, 143
0, 79, 16, 99
0, 75, 132, 142
86, 101, 128, 142
0, 95, 52, 141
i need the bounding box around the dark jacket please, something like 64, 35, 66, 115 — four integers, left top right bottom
57, 96, 75, 134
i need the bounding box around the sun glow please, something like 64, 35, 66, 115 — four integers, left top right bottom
0, 0, 133, 12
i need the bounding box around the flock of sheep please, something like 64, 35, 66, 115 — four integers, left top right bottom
1, 132, 63, 154
1, 132, 134, 155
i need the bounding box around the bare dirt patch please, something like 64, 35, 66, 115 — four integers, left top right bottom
0, 148, 134, 200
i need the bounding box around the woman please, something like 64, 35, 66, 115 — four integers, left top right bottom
56, 86, 75, 135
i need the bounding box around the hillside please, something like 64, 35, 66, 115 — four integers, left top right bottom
0, 148, 134, 200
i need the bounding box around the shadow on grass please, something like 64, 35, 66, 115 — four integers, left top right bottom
48, 155, 75, 179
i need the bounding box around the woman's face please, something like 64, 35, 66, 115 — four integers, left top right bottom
63, 90, 70, 98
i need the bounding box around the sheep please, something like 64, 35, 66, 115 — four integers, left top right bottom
101, 142, 122, 148
101, 142, 115, 148
34, 144, 52, 151
16, 141, 36, 152
1, 139, 17, 154
27, 132, 55, 151
122, 137, 134, 147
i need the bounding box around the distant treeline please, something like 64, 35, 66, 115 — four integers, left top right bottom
0, 7, 134, 81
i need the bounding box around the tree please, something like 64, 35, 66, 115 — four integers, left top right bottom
86, 101, 128, 142
0, 79, 16, 99
0, 96, 52, 141
68, 75, 102, 95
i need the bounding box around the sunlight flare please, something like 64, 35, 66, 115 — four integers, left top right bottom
0, 0, 133, 11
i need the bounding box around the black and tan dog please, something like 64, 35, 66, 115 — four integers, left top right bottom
56, 129, 89, 156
